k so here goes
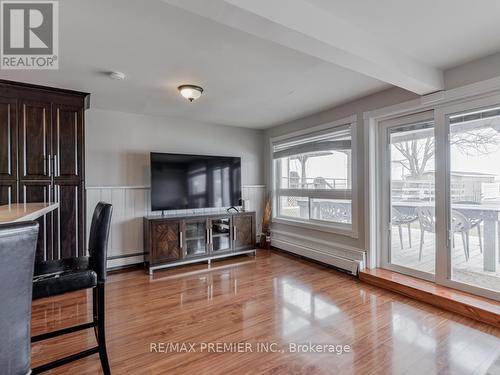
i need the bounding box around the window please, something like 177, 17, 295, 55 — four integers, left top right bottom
272, 119, 356, 234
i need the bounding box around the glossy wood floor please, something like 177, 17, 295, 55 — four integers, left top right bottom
32, 250, 500, 375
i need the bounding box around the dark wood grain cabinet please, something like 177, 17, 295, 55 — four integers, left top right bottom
151, 220, 182, 263
233, 214, 255, 251
0, 180, 16, 206
144, 211, 256, 274
18, 99, 52, 180
0, 80, 89, 261
52, 103, 84, 181
0, 96, 17, 181
19, 180, 54, 260
53, 181, 85, 258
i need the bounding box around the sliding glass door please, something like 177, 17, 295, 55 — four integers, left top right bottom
380, 112, 436, 280
439, 100, 500, 299
379, 99, 500, 300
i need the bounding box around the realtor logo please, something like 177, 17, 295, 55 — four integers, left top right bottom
1, 1, 58, 69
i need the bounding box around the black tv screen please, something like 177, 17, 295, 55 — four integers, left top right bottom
150, 152, 242, 211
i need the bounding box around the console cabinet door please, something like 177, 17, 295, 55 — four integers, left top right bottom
0, 96, 17, 180
210, 217, 232, 254
184, 218, 208, 258
19, 99, 52, 180
233, 214, 255, 251
151, 220, 182, 264
52, 103, 84, 181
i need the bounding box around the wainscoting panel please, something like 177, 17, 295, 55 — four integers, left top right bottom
86, 185, 266, 268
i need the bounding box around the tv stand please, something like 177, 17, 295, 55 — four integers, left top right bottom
143, 211, 256, 274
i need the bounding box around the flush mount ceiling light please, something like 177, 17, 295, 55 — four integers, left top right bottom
178, 85, 203, 102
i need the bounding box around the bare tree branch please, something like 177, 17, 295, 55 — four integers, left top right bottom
393, 121, 500, 178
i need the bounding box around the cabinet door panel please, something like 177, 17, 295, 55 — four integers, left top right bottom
0, 97, 17, 179
184, 219, 208, 258
53, 104, 83, 180
151, 221, 182, 263
19, 100, 51, 180
54, 182, 84, 259
210, 217, 232, 254
19, 181, 53, 261
233, 214, 255, 251
0, 181, 17, 205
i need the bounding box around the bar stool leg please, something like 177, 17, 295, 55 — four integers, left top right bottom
93, 287, 99, 340
97, 284, 111, 375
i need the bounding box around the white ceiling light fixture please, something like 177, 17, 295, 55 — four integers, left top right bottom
178, 85, 203, 102
109, 71, 126, 80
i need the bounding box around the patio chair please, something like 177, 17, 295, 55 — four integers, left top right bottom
454, 201, 483, 254
416, 207, 471, 261
318, 201, 351, 223
392, 207, 418, 249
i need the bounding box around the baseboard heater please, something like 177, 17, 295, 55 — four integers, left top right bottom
271, 239, 362, 276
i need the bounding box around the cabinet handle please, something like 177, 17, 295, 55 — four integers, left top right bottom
206, 229, 210, 244
233, 226, 237, 241
179, 231, 183, 248
54, 154, 58, 177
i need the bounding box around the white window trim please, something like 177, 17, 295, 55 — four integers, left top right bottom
270, 114, 359, 238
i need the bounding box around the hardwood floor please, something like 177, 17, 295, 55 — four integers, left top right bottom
31, 250, 500, 374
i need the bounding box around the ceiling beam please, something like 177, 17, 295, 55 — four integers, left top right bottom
163, 0, 443, 95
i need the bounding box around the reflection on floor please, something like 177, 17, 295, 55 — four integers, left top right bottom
31, 250, 500, 374
391, 227, 500, 291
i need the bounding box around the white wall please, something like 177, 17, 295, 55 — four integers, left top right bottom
85, 108, 266, 268
444, 52, 500, 90
86, 108, 264, 187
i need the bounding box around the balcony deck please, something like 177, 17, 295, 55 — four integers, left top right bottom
391, 227, 500, 291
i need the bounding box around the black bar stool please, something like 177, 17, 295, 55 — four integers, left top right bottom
0, 222, 39, 375
32, 202, 113, 374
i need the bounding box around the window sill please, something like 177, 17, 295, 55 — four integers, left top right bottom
272, 217, 358, 238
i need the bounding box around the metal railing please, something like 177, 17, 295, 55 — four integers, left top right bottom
280, 177, 349, 190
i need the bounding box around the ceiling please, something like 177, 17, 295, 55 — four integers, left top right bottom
308, 0, 500, 69
1, 0, 499, 129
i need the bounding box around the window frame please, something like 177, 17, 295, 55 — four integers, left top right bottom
270, 115, 358, 238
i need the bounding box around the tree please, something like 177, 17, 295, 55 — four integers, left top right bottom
393, 122, 500, 178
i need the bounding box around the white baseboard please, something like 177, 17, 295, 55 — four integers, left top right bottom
107, 254, 144, 269
272, 238, 363, 275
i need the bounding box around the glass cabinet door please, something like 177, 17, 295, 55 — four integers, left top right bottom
210, 217, 232, 254
184, 219, 208, 257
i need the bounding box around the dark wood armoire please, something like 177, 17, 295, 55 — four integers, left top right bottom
0, 80, 89, 261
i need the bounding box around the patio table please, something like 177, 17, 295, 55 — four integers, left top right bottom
393, 201, 500, 272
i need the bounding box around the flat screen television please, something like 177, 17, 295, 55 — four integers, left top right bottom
150, 152, 242, 211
